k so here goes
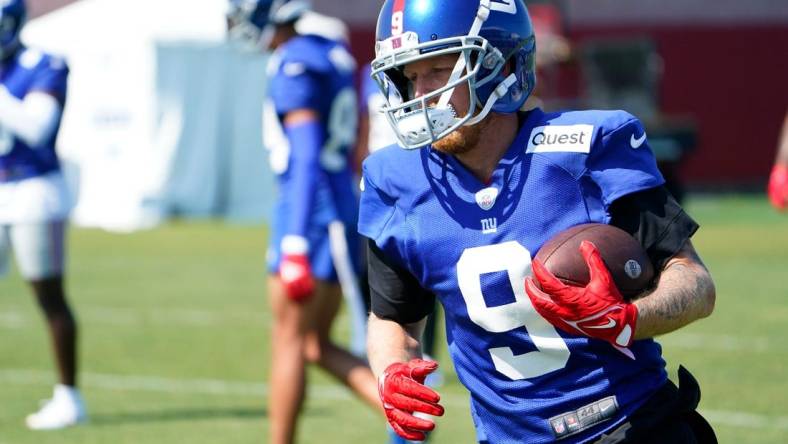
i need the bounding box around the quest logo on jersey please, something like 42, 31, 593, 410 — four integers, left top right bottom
526, 124, 594, 154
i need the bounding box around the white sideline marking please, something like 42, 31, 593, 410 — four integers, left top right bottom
0, 307, 271, 328
702, 410, 788, 430
0, 311, 25, 329
0, 368, 348, 400
1, 368, 787, 431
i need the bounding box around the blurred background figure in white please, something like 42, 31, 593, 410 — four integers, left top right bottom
0, 0, 86, 430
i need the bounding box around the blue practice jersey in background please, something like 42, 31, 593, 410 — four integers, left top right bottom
360, 109, 668, 443
264, 34, 361, 276
0, 48, 68, 183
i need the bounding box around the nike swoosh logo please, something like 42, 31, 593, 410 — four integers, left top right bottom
585, 317, 617, 329
630, 132, 647, 149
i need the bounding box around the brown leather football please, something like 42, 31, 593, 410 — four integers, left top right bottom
534, 223, 655, 298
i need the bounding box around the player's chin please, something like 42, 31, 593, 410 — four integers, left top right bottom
432, 125, 481, 155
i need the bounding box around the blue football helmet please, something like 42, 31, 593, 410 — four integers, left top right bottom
0, 0, 25, 59
371, 0, 536, 149
227, 0, 310, 48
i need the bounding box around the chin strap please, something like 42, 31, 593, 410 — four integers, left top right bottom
466, 74, 517, 125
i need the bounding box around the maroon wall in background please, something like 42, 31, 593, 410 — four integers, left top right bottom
349, 25, 788, 188
570, 24, 788, 187
26, 0, 77, 18
349, 29, 376, 69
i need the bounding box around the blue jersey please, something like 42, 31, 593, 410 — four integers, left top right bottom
265, 34, 357, 176
359, 109, 668, 443
359, 63, 377, 115
0, 48, 68, 183
264, 35, 358, 273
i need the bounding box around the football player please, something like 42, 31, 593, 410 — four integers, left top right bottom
357, 62, 443, 444
360, 1, 717, 443
767, 111, 788, 211
0, 0, 86, 430
229, 1, 381, 443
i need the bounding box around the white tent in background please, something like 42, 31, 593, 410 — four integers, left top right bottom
21, 0, 274, 231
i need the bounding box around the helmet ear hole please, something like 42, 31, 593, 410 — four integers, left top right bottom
504, 57, 517, 76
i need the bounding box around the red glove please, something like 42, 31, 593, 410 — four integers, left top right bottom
379, 359, 445, 441
768, 164, 788, 211
279, 254, 314, 302
525, 241, 639, 354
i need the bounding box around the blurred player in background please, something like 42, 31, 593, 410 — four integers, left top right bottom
229, 0, 369, 357
767, 111, 788, 211
0, 0, 86, 430
226, 1, 380, 443
361, 0, 717, 442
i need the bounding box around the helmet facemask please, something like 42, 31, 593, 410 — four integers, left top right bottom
371, 0, 528, 150
371, 0, 538, 150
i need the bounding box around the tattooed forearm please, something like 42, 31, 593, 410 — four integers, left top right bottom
633, 241, 716, 340
648, 264, 704, 319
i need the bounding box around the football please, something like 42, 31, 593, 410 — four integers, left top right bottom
533, 223, 655, 298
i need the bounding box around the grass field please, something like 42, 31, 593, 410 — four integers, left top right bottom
1, 194, 787, 443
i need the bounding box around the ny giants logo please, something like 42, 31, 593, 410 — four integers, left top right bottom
481, 218, 498, 234
391, 0, 405, 36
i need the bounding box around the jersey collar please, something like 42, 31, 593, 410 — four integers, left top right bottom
439, 108, 544, 191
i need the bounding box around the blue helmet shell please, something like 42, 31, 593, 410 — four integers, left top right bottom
375, 0, 536, 114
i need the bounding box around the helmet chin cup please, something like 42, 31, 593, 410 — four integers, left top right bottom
395, 106, 458, 149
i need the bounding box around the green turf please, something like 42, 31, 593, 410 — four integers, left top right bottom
1, 194, 786, 443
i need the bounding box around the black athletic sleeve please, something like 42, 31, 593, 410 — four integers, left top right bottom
609, 185, 700, 271
367, 239, 435, 324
